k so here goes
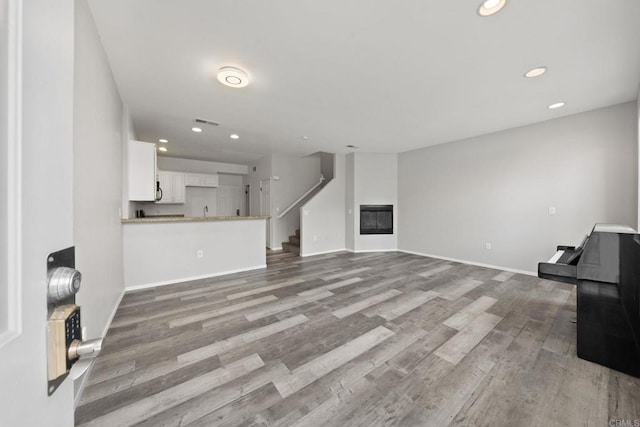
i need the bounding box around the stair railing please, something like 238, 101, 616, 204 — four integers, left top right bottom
276, 174, 325, 219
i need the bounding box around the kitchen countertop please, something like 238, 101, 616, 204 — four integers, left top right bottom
121, 215, 270, 224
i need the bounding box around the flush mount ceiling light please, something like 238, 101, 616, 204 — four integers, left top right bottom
548, 102, 565, 109
478, 0, 506, 16
192, 127, 202, 133
301, 136, 309, 140
346, 144, 359, 149
217, 66, 249, 88
524, 66, 547, 78
230, 134, 239, 139
159, 138, 168, 143
158, 146, 168, 152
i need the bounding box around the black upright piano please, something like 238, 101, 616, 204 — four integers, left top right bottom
538, 224, 640, 377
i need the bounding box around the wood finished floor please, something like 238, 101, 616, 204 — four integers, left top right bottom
76, 251, 640, 426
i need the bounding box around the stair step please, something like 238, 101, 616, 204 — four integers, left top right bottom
289, 235, 300, 245
282, 242, 300, 256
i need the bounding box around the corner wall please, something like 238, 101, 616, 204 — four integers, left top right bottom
301, 154, 346, 256
73, 0, 126, 393
271, 154, 321, 249
398, 102, 638, 273
346, 152, 398, 252
121, 105, 136, 219
345, 154, 355, 250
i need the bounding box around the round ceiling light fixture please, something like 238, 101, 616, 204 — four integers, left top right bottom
478, 0, 506, 16
159, 138, 168, 143
217, 66, 249, 88
548, 102, 565, 109
192, 127, 202, 133
524, 66, 547, 78
230, 134, 239, 139
158, 146, 168, 152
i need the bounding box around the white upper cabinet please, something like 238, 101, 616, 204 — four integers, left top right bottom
128, 140, 156, 201
156, 171, 185, 204
184, 173, 219, 188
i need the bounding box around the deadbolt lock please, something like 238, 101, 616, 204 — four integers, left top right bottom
46, 247, 103, 396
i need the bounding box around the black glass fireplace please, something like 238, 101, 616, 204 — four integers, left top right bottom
360, 205, 393, 235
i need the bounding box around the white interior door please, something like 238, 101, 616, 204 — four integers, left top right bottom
260, 179, 271, 248
0, 0, 77, 424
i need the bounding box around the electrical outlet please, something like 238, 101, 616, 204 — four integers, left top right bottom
197, 250, 204, 258
485, 242, 492, 250
313, 235, 318, 242
548, 206, 557, 215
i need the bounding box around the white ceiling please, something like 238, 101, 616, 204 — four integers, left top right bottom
88, 0, 640, 164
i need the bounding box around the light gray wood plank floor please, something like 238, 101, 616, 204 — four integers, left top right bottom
75, 250, 640, 426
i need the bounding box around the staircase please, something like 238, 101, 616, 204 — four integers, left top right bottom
282, 229, 300, 255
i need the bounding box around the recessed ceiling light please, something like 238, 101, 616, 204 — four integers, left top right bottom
478, 0, 506, 16
230, 134, 239, 139
217, 66, 249, 88
158, 146, 167, 152
524, 67, 547, 78
548, 102, 565, 109
159, 138, 168, 143
192, 127, 202, 133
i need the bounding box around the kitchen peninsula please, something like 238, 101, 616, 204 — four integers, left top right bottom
122, 215, 269, 290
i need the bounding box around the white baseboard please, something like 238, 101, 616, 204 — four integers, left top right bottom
397, 249, 536, 276
300, 248, 348, 257
269, 246, 283, 251
351, 249, 398, 253
125, 264, 268, 292
74, 286, 126, 408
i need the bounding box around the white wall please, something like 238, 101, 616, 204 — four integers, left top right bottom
271, 154, 321, 249
219, 174, 243, 186
345, 153, 398, 252
123, 220, 266, 289
399, 102, 638, 273
157, 156, 248, 175
0, 0, 76, 424
73, 0, 126, 396
301, 154, 346, 256
0, 0, 9, 334
185, 187, 217, 217
638, 86, 640, 231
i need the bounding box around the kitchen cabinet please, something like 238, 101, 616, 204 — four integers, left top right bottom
128, 140, 156, 201
156, 171, 185, 204
184, 173, 219, 188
